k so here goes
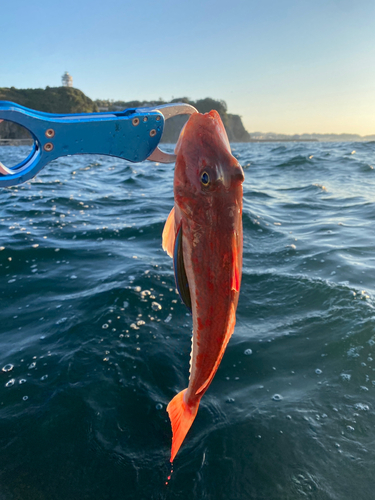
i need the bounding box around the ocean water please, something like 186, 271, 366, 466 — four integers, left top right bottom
1, 141, 375, 499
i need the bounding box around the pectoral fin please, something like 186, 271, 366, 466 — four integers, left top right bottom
162, 207, 176, 258
174, 224, 192, 311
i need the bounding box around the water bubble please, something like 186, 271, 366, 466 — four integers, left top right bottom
23, 396, 28, 401
102, 323, 109, 329
272, 394, 283, 401
164, 314, 172, 323
341, 373, 351, 381
56, 317, 67, 325
5, 379, 15, 387
347, 347, 360, 358
151, 302, 162, 311
2, 364, 14, 373
244, 349, 253, 356
155, 403, 163, 410
28, 362, 36, 369
19, 379, 27, 384
40, 375, 48, 381
315, 368, 322, 375
354, 403, 370, 411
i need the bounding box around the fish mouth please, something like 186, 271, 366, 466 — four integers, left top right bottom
220, 163, 245, 189
231, 165, 245, 185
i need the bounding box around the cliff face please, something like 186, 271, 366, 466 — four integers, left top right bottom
0, 120, 31, 139
160, 113, 251, 143
225, 114, 251, 142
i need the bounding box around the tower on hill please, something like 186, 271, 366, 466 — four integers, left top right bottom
62, 72, 73, 88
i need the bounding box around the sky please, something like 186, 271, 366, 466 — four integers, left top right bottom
2, 0, 375, 135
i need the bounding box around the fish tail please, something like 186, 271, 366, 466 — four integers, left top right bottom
167, 389, 199, 462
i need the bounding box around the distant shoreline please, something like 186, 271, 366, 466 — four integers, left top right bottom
1, 135, 371, 146
0, 138, 320, 147
248, 138, 318, 143
0, 139, 33, 146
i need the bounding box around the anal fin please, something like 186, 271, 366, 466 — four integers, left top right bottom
195, 303, 236, 395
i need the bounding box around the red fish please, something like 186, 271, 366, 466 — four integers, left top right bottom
162, 110, 244, 462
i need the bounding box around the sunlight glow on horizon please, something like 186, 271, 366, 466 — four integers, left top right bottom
2, 0, 375, 136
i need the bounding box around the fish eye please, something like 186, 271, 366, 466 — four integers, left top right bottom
201, 171, 210, 186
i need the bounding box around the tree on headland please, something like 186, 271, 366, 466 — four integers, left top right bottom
194, 98, 227, 116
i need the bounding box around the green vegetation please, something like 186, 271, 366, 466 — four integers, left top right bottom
0, 88, 251, 142
0, 86, 98, 113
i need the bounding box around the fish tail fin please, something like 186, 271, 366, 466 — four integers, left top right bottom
167, 389, 199, 462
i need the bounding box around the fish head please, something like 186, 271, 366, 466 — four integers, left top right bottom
174, 110, 244, 211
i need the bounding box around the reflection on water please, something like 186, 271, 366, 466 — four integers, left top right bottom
1, 141, 375, 499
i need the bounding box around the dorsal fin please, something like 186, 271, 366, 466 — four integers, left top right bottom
162, 207, 175, 258
174, 224, 192, 311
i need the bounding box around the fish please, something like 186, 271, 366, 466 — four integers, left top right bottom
162, 110, 244, 462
